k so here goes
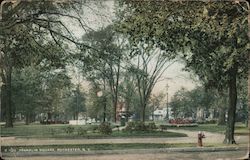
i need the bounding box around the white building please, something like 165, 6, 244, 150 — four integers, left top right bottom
150, 107, 173, 121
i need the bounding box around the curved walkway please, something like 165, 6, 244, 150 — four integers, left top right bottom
1, 129, 248, 146
167, 129, 248, 144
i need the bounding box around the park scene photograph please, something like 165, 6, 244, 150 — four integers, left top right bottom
0, 0, 249, 160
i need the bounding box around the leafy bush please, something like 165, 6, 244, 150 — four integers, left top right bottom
91, 125, 99, 133
159, 125, 168, 131
197, 120, 217, 124
77, 127, 87, 136
207, 119, 217, 124
124, 121, 136, 132
134, 121, 147, 131
147, 122, 157, 131
63, 126, 74, 134
98, 122, 112, 135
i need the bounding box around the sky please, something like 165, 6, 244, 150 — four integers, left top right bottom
67, 0, 197, 101
152, 62, 196, 100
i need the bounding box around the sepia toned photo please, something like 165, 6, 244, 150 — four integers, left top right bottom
0, 0, 249, 159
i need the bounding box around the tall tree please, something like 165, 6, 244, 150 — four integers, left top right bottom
39, 70, 72, 120
170, 87, 216, 120
0, 0, 93, 127
61, 84, 86, 121
12, 67, 44, 125
86, 82, 106, 121
81, 25, 126, 122
119, 71, 140, 121
128, 44, 174, 122
117, 0, 248, 144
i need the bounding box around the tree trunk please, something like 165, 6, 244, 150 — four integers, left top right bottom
125, 103, 130, 122
103, 80, 107, 122
48, 112, 52, 120
247, 58, 250, 157
114, 58, 121, 123
247, 8, 250, 157
0, 83, 6, 121
224, 66, 237, 144
217, 107, 226, 125
151, 110, 154, 121
141, 107, 145, 122
113, 99, 117, 123
113, 83, 118, 123
25, 112, 30, 125
141, 103, 146, 122
31, 113, 35, 123
217, 91, 226, 126
103, 96, 106, 122
5, 66, 13, 128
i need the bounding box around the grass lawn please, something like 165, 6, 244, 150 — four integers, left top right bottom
1, 143, 194, 152
0, 123, 187, 138
167, 123, 248, 135
2, 142, 237, 153
2, 142, 246, 153
234, 125, 249, 136
1, 122, 247, 138
169, 124, 226, 133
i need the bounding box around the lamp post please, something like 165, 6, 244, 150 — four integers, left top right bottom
164, 77, 173, 122
0, 36, 4, 158
75, 85, 80, 121
0, 81, 4, 159
166, 83, 169, 121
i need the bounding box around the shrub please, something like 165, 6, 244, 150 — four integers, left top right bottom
147, 122, 157, 131
63, 126, 74, 134
91, 125, 99, 133
207, 119, 217, 124
98, 122, 112, 135
134, 121, 147, 131
124, 121, 136, 132
197, 119, 217, 124
159, 125, 168, 131
77, 127, 87, 136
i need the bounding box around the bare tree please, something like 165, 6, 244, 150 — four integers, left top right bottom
128, 44, 175, 122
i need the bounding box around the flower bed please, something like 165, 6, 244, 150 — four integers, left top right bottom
169, 118, 195, 124
159, 123, 198, 129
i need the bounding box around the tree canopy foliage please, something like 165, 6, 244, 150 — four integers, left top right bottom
117, 0, 249, 144
0, 0, 95, 127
